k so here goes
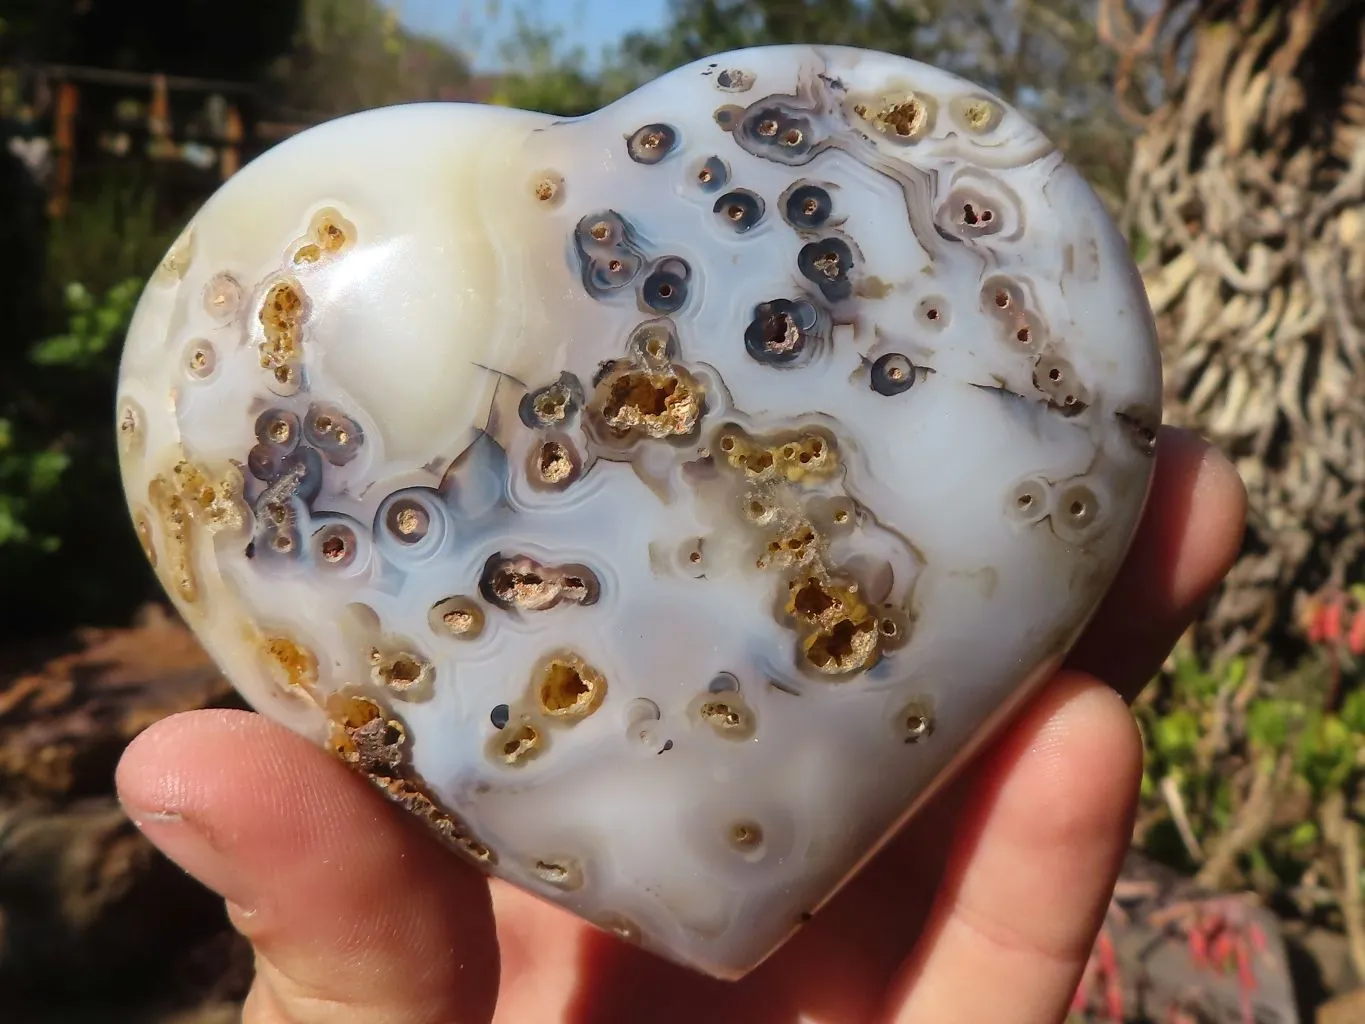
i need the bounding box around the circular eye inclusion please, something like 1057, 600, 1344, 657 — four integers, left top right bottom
870, 353, 915, 396
745, 298, 819, 366
714, 190, 764, 233
642, 261, 690, 313
627, 123, 678, 164
784, 184, 832, 229
798, 238, 854, 301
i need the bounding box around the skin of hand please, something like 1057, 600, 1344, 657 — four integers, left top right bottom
117, 426, 1246, 1024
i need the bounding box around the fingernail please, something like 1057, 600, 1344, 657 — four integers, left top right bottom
121, 798, 255, 910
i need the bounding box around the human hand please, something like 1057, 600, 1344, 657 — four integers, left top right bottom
117, 426, 1246, 1024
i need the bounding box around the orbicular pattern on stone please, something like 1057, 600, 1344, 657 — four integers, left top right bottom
114, 44, 1162, 980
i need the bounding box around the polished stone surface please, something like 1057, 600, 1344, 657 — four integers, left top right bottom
116, 44, 1162, 979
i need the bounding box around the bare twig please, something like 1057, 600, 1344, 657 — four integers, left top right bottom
1321, 792, 1365, 981
1195, 753, 1290, 889
1161, 774, 1206, 862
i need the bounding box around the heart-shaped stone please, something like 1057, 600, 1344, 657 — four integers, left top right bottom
115, 44, 1161, 979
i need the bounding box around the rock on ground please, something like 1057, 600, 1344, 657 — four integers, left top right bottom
0, 608, 252, 1022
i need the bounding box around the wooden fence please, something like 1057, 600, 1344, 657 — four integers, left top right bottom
2, 63, 317, 216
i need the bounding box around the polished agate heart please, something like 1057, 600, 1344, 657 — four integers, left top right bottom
115, 45, 1161, 979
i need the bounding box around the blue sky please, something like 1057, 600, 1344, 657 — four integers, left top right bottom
382, 0, 671, 70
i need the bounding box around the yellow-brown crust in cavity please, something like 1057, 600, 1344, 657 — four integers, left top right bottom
593, 363, 702, 440
850, 89, 934, 142
531, 438, 580, 488
536, 654, 607, 721
949, 95, 1002, 134
145, 456, 244, 606
293, 207, 356, 265
148, 477, 196, 603
491, 722, 545, 767
530, 171, 565, 207
693, 692, 756, 740
787, 574, 881, 676
326, 692, 498, 864
716, 427, 837, 485
369, 647, 435, 698
169, 460, 247, 534
428, 596, 485, 639
482, 555, 599, 613
258, 278, 309, 390
262, 634, 320, 695
757, 520, 823, 571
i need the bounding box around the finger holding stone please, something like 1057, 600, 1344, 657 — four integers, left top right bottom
1065, 426, 1247, 699
882, 673, 1141, 1024
116, 708, 501, 1024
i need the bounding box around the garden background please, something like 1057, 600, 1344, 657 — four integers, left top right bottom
1, 1, 1363, 1021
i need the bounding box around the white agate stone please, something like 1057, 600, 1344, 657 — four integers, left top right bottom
115, 45, 1161, 979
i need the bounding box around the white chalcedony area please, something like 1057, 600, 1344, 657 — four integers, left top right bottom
116, 45, 1161, 978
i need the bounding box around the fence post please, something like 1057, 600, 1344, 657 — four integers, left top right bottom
221, 102, 243, 180
48, 80, 79, 218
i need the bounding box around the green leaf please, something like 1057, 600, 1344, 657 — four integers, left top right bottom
1247, 698, 1298, 753
1289, 820, 1320, 848
27, 450, 70, 493
1154, 708, 1201, 764
1341, 688, 1365, 733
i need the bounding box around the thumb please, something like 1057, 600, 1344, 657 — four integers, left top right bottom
116, 709, 500, 1024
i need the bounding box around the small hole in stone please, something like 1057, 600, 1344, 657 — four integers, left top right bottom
537, 656, 605, 719
994, 290, 1009, 308
1069, 500, 1087, 518
390, 656, 421, 685
1017, 494, 1034, 509
386, 500, 430, 543
499, 724, 540, 764
926, 308, 939, 321
1016, 327, 1031, 344
321, 535, 347, 562
1049, 368, 1063, 382
730, 821, 764, 850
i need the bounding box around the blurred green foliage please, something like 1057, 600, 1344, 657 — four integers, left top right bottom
1134, 632, 1365, 931
0, 277, 140, 550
